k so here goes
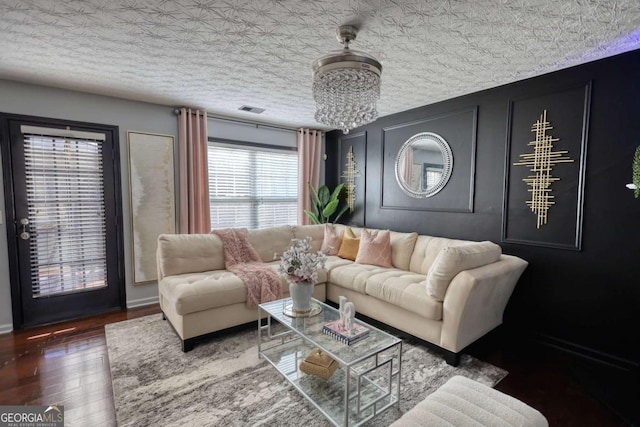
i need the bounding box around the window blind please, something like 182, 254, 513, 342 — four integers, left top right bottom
208, 143, 298, 229
22, 130, 107, 297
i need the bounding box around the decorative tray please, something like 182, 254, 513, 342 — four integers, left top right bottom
282, 301, 323, 318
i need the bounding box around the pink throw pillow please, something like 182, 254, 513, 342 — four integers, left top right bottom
321, 224, 343, 255
355, 229, 392, 268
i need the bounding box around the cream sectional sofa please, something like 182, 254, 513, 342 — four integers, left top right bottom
156, 224, 527, 365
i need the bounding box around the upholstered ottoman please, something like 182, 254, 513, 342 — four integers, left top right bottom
391, 375, 548, 426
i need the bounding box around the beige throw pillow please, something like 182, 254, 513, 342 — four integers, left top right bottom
355, 229, 392, 268
389, 231, 418, 270
426, 241, 502, 301
320, 223, 343, 255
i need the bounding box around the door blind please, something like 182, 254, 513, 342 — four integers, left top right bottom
22, 128, 108, 297
208, 143, 298, 229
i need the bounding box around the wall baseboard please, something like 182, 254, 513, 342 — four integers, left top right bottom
0, 323, 13, 334
127, 296, 159, 309
534, 332, 638, 372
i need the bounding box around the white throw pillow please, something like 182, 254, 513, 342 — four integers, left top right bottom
425, 241, 501, 301
389, 231, 418, 270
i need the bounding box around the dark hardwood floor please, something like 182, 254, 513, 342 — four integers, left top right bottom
467, 333, 635, 427
0, 305, 631, 426
0, 305, 158, 427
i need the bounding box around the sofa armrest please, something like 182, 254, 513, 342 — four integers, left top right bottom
440, 254, 527, 352
157, 243, 165, 282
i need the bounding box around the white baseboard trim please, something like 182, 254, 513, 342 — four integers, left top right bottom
127, 296, 159, 309
0, 323, 13, 334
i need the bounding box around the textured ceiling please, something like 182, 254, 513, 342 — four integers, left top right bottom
1, 0, 640, 130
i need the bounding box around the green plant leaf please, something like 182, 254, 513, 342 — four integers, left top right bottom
311, 198, 320, 217
322, 199, 339, 218
308, 183, 321, 216
333, 204, 349, 223
317, 185, 330, 206
309, 183, 319, 202
304, 210, 320, 224
330, 183, 345, 202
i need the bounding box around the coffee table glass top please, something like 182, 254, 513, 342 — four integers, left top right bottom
259, 298, 400, 365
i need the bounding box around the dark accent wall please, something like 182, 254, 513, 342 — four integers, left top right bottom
326, 49, 640, 369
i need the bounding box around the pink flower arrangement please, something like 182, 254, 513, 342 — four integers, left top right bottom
278, 237, 327, 284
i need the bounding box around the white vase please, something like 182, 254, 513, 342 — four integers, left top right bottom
289, 281, 313, 313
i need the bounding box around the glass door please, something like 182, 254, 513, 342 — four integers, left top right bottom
3, 116, 125, 327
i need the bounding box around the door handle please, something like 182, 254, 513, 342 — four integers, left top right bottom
20, 218, 30, 240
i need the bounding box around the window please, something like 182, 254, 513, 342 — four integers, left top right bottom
208, 142, 298, 229
423, 165, 443, 191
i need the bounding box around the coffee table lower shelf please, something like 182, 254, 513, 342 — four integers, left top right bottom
259, 337, 400, 427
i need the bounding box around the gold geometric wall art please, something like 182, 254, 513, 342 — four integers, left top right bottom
341, 146, 361, 212
502, 83, 590, 250
513, 110, 574, 228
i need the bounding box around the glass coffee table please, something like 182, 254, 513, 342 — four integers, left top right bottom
258, 298, 402, 427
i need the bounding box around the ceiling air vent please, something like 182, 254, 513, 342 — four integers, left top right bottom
239, 105, 265, 114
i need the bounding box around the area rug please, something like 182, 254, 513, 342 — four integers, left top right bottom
106, 314, 507, 426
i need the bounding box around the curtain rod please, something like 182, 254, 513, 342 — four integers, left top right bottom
173, 109, 305, 133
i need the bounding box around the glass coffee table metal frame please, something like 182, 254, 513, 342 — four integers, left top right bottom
258, 298, 402, 427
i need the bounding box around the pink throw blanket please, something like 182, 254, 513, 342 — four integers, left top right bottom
211, 228, 282, 308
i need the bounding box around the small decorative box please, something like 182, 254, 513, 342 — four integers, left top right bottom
299, 348, 338, 380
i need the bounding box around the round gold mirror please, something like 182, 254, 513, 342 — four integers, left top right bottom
395, 132, 453, 198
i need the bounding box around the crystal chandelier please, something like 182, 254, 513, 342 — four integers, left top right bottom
312, 25, 382, 134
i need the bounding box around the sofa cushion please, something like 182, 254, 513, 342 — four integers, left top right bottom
157, 234, 226, 278
292, 224, 324, 253
356, 229, 392, 267
364, 271, 442, 320
409, 235, 470, 274
337, 226, 360, 261
328, 262, 390, 294
389, 230, 418, 270
426, 241, 502, 301
320, 223, 343, 255
247, 225, 295, 262
324, 255, 353, 271
160, 270, 247, 315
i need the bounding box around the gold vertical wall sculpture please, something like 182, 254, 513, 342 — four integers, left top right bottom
513, 110, 574, 228
341, 146, 360, 212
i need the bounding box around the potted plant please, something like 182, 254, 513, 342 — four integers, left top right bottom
304, 183, 349, 224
